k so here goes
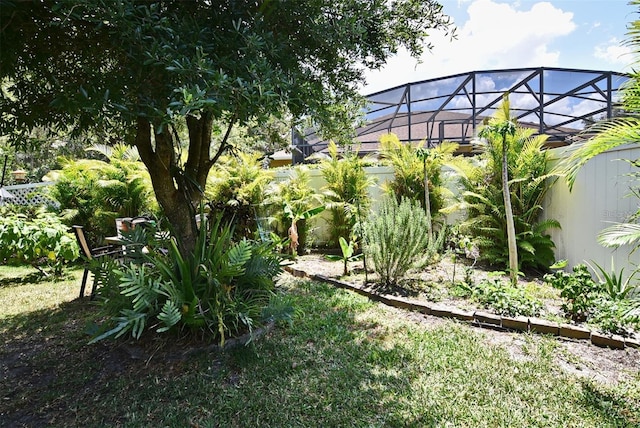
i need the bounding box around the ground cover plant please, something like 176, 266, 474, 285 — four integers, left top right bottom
1, 266, 639, 427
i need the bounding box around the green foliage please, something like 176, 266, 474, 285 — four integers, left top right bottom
206, 152, 274, 239
91, 214, 285, 346
0, 206, 79, 275
379, 133, 458, 217
543, 262, 639, 334
544, 264, 600, 322
325, 236, 363, 276
364, 197, 430, 288
453, 121, 560, 271
47, 147, 156, 246
458, 276, 543, 317
266, 166, 324, 251
1, 0, 453, 255
320, 141, 374, 247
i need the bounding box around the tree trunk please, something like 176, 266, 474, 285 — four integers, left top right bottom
134, 115, 216, 256
423, 157, 432, 242
502, 136, 518, 285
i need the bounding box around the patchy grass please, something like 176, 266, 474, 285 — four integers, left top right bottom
1, 266, 639, 427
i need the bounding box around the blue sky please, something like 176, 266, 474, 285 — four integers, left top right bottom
362, 0, 636, 94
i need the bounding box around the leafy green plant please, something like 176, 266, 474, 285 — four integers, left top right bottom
470, 277, 543, 317
325, 236, 363, 276
363, 197, 430, 288
206, 152, 275, 239
46, 146, 156, 247
586, 259, 639, 301
449, 104, 560, 273
379, 133, 460, 228
0, 206, 79, 275
320, 141, 375, 247
91, 214, 285, 346
544, 264, 600, 322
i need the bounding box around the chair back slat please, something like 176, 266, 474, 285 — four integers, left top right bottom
72, 225, 93, 259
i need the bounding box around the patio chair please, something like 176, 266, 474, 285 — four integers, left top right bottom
72, 225, 124, 299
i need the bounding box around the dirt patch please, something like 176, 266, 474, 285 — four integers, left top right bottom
288, 253, 640, 386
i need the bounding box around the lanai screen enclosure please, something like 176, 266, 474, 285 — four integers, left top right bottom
296, 67, 628, 160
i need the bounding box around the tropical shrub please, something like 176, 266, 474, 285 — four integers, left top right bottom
206, 152, 274, 239
544, 264, 600, 322
320, 141, 374, 247
90, 215, 285, 345
364, 197, 430, 288
47, 144, 156, 246
450, 116, 560, 271
379, 133, 458, 222
266, 166, 324, 253
0, 206, 79, 275
458, 276, 543, 317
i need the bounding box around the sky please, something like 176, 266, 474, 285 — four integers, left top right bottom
362, 0, 636, 94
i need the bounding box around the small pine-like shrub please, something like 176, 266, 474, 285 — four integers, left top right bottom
364, 197, 429, 287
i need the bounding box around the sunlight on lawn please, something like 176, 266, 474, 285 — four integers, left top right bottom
0, 265, 83, 318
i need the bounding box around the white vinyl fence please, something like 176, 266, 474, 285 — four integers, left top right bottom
542, 144, 640, 273
277, 145, 640, 274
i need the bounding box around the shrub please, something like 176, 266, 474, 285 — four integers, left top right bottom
320, 141, 374, 247
90, 214, 285, 345
544, 264, 599, 322
206, 152, 274, 239
47, 145, 156, 246
363, 197, 430, 288
453, 123, 560, 271
0, 206, 79, 275
468, 277, 543, 317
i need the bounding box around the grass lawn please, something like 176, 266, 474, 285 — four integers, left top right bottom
1, 265, 639, 427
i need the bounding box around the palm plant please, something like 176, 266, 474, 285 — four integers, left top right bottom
378, 133, 459, 228
320, 141, 375, 247
47, 152, 156, 246
206, 152, 274, 238
449, 98, 560, 275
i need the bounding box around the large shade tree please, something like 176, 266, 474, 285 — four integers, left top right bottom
0, 0, 454, 254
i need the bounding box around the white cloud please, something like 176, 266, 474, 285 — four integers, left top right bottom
363, 0, 577, 94
594, 37, 633, 66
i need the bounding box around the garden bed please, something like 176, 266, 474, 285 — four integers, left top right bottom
287, 253, 640, 385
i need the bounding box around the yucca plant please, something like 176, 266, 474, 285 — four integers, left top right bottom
320, 141, 375, 247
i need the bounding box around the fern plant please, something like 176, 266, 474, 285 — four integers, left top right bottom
363, 197, 430, 288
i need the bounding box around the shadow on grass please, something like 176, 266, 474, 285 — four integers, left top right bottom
0, 267, 80, 288
1, 277, 639, 427
581, 380, 640, 426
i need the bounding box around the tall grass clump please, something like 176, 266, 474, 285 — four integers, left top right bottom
364, 196, 431, 287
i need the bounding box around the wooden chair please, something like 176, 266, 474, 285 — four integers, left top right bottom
72, 225, 124, 299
